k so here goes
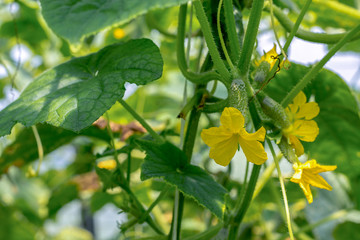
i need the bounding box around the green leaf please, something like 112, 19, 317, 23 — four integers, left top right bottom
90, 191, 116, 212
40, 0, 189, 44
292, 0, 360, 30
137, 139, 228, 219
334, 222, 360, 240
265, 63, 360, 176
0, 39, 163, 137
95, 167, 117, 190
48, 183, 78, 217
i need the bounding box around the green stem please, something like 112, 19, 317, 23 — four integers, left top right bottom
209, 80, 218, 95
315, 0, 360, 19
118, 98, 163, 142
32, 126, 44, 176
279, 210, 348, 240
171, 189, 181, 240
194, 0, 231, 81
203, 97, 229, 113
244, 161, 249, 185
178, 90, 205, 119
229, 165, 261, 238
228, 101, 263, 238
269, 0, 287, 59
195, 38, 205, 72
237, 0, 265, 76
268, 177, 313, 240
264, 0, 312, 84
292, 209, 348, 238
183, 106, 202, 162
106, 113, 164, 235
186, 3, 193, 67
127, 150, 131, 186
183, 224, 223, 240
252, 160, 276, 199
270, 4, 360, 44
217, 0, 235, 72
170, 92, 204, 240
121, 186, 170, 232
281, 23, 360, 107
267, 139, 294, 240
224, 0, 241, 64
283, 0, 312, 52
146, 13, 176, 39
177, 4, 222, 84
139, 186, 171, 223
232, 160, 250, 216
124, 187, 165, 235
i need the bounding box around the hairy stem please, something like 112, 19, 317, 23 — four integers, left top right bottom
118, 98, 163, 142
217, 0, 235, 71
238, 0, 265, 76
283, 0, 312, 52
194, 0, 231, 81
270, 4, 360, 44
267, 139, 294, 240
32, 126, 44, 176
177, 4, 222, 84
224, 0, 241, 63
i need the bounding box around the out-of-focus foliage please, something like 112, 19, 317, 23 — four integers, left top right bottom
0, 0, 359, 239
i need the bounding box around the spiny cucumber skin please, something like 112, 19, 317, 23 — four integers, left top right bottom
254, 61, 270, 86
278, 137, 297, 164
258, 93, 291, 129
229, 79, 248, 115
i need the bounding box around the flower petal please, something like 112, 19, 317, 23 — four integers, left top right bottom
291, 159, 337, 204
209, 134, 239, 166
289, 135, 304, 156
288, 91, 306, 115
220, 107, 245, 133
238, 137, 267, 165
293, 91, 307, 108
304, 159, 337, 174
201, 126, 233, 147
293, 120, 319, 142
302, 171, 332, 190
297, 102, 320, 120
240, 126, 266, 141
97, 159, 117, 170
256, 44, 278, 68
298, 181, 313, 204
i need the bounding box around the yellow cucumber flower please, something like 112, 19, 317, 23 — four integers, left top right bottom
113, 28, 125, 39
255, 44, 279, 70
290, 159, 337, 204
283, 91, 319, 156
201, 107, 267, 166
97, 159, 117, 170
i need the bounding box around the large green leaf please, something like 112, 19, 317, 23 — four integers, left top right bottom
265, 63, 360, 176
137, 139, 228, 219
0, 39, 163, 137
40, 0, 189, 44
